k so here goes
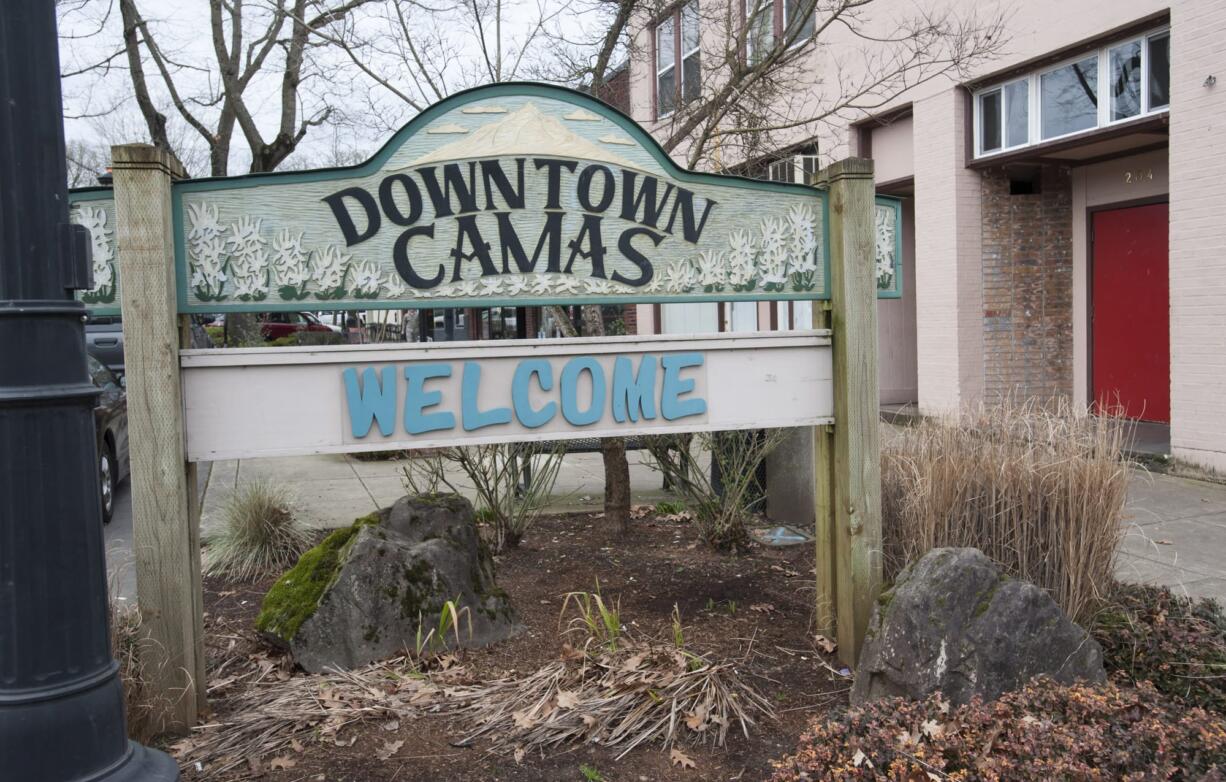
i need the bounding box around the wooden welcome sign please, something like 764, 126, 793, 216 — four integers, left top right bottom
71, 83, 902, 316
100, 83, 888, 729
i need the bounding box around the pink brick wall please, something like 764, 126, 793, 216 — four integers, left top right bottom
1169, 1, 1226, 473
913, 90, 983, 414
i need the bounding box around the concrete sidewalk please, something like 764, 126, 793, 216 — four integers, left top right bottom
106, 451, 1226, 606
1117, 468, 1226, 603
199, 450, 677, 536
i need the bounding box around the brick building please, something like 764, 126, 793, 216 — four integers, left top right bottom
622, 1, 1226, 473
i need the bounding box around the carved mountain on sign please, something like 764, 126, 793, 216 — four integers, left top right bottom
410, 103, 633, 168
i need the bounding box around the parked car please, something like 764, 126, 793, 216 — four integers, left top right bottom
259, 312, 343, 340
85, 315, 124, 376
87, 353, 129, 524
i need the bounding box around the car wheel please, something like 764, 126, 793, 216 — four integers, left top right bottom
100, 442, 117, 525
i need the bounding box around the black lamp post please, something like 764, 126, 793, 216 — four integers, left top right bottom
0, 2, 178, 779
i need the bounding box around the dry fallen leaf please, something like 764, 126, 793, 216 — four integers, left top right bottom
375, 739, 404, 761
268, 756, 297, 770
813, 635, 837, 655
512, 710, 537, 729
381, 719, 400, 732
556, 690, 580, 709
513, 747, 526, 764
749, 603, 776, 614
852, 748, 870, 768
920, 719, 944, 739
670, 748, 696, 769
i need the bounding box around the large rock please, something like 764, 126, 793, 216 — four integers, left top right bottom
256, 494, 518, 672
851, 547, 1104, 706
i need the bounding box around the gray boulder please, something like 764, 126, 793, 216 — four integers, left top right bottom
851, 547, 1104, 706
256, 493, 518, 672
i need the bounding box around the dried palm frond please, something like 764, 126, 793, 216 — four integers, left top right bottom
445, 639, 774, 759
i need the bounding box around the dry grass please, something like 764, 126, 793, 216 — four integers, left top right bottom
203, 480, 312, 581
882, 399, 1131, 624
173, 599, 772, 776
111, 600, 175, 742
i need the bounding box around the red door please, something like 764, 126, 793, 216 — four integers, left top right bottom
1091, 203, 1169, 422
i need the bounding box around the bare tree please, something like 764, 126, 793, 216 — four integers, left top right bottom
112, 0, 377, 177
632, 0, 1007, 169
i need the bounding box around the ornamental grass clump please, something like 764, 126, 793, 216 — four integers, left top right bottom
110, 599, 172, 742
204, 480, 312, 581
882, 399, 1130, 623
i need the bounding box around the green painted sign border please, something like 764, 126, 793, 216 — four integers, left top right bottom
67, 187, 121, 317
169, 81, 836, 315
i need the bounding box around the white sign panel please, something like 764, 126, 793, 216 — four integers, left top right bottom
180, 332, 833, 461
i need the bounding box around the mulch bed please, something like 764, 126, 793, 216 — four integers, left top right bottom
177, 510, 847, 781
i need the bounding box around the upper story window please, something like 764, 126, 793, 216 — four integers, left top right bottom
656, 1, 701, 118
746, 0, 814, 64
974, 27, 1170, 158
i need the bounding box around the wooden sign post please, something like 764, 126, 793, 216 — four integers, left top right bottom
111, 145, 206, 730
98, 82, 896, 725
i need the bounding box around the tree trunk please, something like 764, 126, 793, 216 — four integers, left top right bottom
601, 435, 631, 531
577, 305, 632, 531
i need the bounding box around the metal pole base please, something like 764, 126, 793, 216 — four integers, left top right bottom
92, 743, 180, 782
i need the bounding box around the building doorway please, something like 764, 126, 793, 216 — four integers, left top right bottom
1091, 201, 1169, 422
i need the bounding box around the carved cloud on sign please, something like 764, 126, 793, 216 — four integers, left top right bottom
408, 103, 632, 167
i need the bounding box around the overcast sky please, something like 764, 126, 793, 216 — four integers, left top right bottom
57, 0, 596, 177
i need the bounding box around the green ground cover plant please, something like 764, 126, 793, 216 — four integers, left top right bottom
1094, 582, 1226, 714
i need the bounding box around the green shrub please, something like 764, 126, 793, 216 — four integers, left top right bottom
882, 400, 1129, 623
203, 480, 313, 581
1094, 582, 1226, 714
644, 430, 785, 551
267, 333, 299, 347
771, 677, 1226, 781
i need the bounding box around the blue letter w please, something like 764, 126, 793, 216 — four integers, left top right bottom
343, 366, 397, 437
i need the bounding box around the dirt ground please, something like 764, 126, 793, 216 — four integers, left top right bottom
178, 510, 848, 782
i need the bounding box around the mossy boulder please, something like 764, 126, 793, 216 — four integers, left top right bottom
851, 548, 1104, 707
256, 493, 518, 672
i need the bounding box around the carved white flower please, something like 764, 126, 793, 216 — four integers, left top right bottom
586, 279, 619, 295
875, 204, 897, 288
726, 229, 758, 289
186, 202, 228, 299
530, 276, 556, 295
553, 276, 582, 294
696, 249, 727, 289
351, 259, 383, 297
663, 260, 697, 292
311, 245, 350, 292
787, 204, 819, 274
189, 235, 228, 291
382, 273, 408, 298
479, 277, 505, 295
270, 230, 311, 289
74, 206, 115, 296
503, 276, 529, 296
758, 216, 790, 287
226, 217, 268, 299
186, 202, 225, 244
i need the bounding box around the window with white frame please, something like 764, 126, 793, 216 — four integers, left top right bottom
746, 0, 813, 64
973, 27, 1170, 158
656, 1, 701, 118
